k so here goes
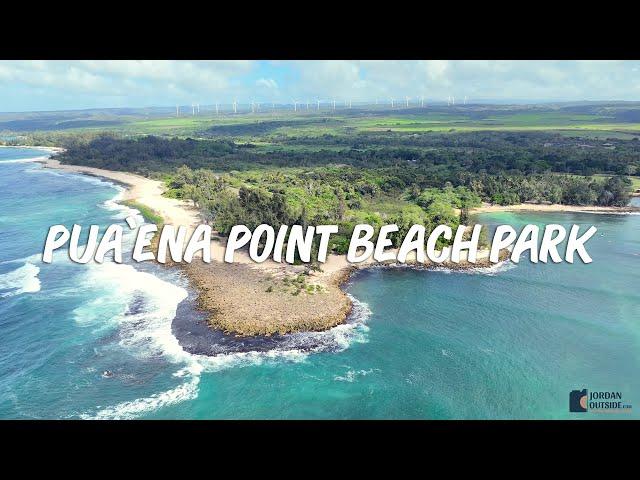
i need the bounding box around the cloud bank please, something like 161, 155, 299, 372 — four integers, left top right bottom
0, 60, 638, 112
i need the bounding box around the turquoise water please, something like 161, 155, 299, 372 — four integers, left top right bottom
0, 146, 638, 419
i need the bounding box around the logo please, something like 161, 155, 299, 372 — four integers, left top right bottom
569, 389, 588, 412
569, 388, 632, 414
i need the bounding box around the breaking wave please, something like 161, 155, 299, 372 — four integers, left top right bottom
80, 258, 373, 419
0, 155, 50, 164
0, 262, 41, 298
55, 175, 377, 419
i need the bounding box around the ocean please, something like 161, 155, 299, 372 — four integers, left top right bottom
0, 146, 638, 419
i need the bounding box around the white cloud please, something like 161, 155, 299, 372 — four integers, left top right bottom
1, 60, 640, 112
256, 77, 278, 89
0, 60, 258, 108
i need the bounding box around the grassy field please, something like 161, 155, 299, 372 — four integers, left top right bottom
143, 114, 639, 141
592, 174, 640, 190
120, 200, 164, 225
5, 102, 640, 154
4, 103, 640, 142
113, 110, 640, 138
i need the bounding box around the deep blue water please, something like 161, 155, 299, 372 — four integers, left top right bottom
0, 147, 638, 419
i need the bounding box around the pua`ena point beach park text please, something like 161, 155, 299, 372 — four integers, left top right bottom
42, 221, 598, 265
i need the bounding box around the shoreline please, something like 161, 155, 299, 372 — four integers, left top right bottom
471, 202, 639, 214
0, 144, 64, 152
39, 156, 621, 337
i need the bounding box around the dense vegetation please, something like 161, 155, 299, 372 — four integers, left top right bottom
57, 133, 635, 204
57, 130, 640, 177
165, 163, 632, 253
49, 110, 637, 256
167, 165, 481, 253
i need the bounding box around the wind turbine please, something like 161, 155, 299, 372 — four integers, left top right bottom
420, 95, 424, 108
176, 105, 179, 117
390, 98, 395, 108
306, 100, 310, 110
215, 102, 219, 115
197, 103, 200, 114
317, 100, 320, 110
332, 99, 336, 111
191, 103, 195, 116
251, 101, 255, 113
294, 100, 298, 112
452, 96, 455, 106
233, 100, 237, 114
405, 96, 409, 108
349, 99, 352, 109
464, 96, 467, 105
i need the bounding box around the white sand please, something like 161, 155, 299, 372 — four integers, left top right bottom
471, 202, 636, 214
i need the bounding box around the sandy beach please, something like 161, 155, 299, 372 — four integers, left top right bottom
45, 158, 202, 229
471, 202, 639, 214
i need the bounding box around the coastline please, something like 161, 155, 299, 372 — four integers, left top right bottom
471, 202, 640, 214
40, 156, 609, 337
41, 157, 354, 336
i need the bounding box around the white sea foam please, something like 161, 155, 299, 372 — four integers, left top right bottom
0, 262, 41, 297
82, 274, 373, 419
96, 185, 147, 227
574, 210, 640, 216
0, 155, 50, 164
0, 253, 42, 266
74, 262, 188, 354
466, 260, 518, 276
358, 259, 517, 277
76, 260, 197, 419
100, 187, 125, 211
30, 161, 120, 190
434, 260, 517, 276
0, 145, 61, 153
85, 375, 201, 420
25, 168, 65, 177
278, 294, 372, 353
334, 368, 378, 383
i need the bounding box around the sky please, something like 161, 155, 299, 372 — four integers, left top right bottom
1, 60, 639, 112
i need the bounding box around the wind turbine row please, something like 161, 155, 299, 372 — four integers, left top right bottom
446, 95, 468, 106
174, 94, 468, 117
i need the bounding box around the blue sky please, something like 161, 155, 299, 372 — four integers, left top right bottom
1, 60, 639, 112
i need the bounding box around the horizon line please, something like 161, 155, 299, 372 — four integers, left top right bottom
2, 99, 640, 115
